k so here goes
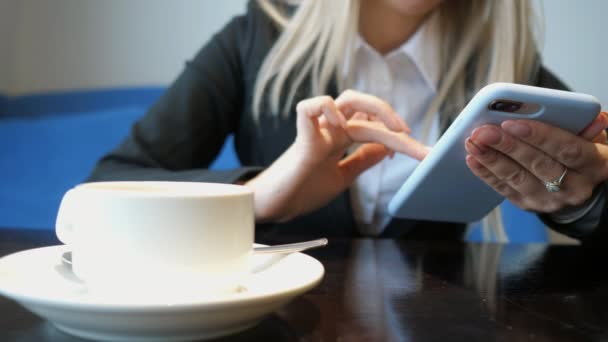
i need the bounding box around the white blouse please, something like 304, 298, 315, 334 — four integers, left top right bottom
345, 14, 441, 236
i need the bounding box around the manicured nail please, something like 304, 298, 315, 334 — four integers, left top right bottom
466, 154, 483, 169
597, 113, 608, 129
399, 117, 411, 134
585, 119, 604, 138
466, 138, 487, 155
502, 121, 531, 138
339, 114, 348, 129
472, 126, 501, 145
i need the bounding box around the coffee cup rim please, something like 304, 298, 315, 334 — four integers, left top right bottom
74, 181, 252, 198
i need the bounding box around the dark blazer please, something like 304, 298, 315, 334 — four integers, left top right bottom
88, 1, 608, 242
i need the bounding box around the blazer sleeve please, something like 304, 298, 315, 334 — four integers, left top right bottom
534, 66, 608, 243
87, 4, 263, 184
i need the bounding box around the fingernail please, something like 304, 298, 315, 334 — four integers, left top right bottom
399, 117, 411, 133
466, 138, 487, 155
472, 127, 501, 145
466, 155, 482, 169
471, 127, 481, 138
502, 121, 531, 138
586, 119, 604, 136
598, 112, 608, 129
339, 113, 348, 129
339, 104, 353, 116
390, 118, 402, 132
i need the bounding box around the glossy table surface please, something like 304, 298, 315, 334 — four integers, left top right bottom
1, 228, 607, 341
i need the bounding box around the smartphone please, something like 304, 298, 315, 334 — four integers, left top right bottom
387, 82, 601, 223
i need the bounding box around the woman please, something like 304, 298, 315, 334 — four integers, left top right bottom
89, 0, 608, 242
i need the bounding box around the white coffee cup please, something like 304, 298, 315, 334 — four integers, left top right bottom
55, 181, 254, 300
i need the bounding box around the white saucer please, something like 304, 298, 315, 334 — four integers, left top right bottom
0, 245, 324, 342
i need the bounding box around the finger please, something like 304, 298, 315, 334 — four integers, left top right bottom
334, 90, 410, 133
579, 111, 608, 141
465, 155, 523, 202
500, 120, 599, 170
351, 112, 369, 121
339, 143, 389, 185
318, 115, 329, 128
464, 137, 548, 196
469, 125, 570, 185
346, 120, 430, 160
296, 102, 320, 140
296, 96, 347, 129
466, 155, 571, 213
465, 136, 595, 209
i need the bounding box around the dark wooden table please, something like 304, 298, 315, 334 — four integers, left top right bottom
1, 228, 607, 341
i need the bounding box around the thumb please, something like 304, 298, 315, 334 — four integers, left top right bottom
338, 143, 389, 185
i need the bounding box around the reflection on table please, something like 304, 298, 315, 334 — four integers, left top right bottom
0, 228, 607, 341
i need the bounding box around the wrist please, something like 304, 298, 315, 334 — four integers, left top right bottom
549, 183, 605, 224
243, 144, 311, 223
243, 176, 278, 222
290, 139, 333, 169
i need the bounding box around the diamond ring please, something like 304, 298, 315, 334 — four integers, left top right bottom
543, 168, 568, 193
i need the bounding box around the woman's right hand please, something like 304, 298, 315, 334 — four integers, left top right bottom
244, 90, 430, 222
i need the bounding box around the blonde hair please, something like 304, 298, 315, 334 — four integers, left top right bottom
254, 0, 543, 242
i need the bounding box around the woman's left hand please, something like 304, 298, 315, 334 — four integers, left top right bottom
465, 112, 608, 214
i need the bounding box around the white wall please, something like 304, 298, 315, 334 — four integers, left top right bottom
540, 0, 608, 107
0, 0, 606, 107
2, 0, 247, 95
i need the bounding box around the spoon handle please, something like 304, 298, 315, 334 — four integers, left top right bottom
253, 238, 328, 254
61, 238, 329, 266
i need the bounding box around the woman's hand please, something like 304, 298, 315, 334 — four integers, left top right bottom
465, 112, 608, 214
245, 90, 430, 222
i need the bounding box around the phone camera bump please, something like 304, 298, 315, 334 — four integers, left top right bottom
489, 100, 523, 113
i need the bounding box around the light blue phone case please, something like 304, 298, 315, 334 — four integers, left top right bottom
387, 83, 601, 223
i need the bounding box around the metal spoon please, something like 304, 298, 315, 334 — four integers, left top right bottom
61, 238, 328, 265
252, 238, 328, 254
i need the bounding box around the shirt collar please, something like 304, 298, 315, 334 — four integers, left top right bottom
399, 11, 441, 92
344, 11, 441, 92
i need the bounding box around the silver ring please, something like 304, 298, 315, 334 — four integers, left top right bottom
543, 168, 568, 192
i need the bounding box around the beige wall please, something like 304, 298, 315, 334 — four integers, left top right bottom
0, 0, 606, 107
2, 0, 247, 95
0, 0, 17, 93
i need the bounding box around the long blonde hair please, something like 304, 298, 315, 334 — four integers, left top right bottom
254, 0, 540, 119
253, 0, 542, 242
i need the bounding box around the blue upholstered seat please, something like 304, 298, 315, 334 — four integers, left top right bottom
466, 200, 547, 243
0, 88, 237, 230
